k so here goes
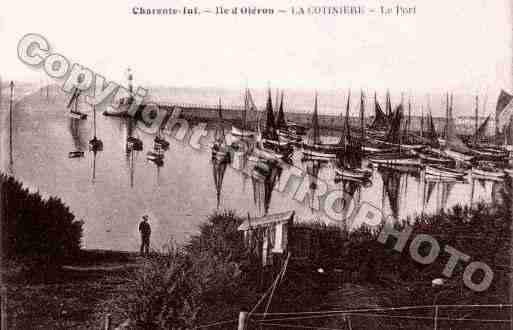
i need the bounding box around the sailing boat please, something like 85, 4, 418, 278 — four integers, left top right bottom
231, 88, 256, 139
276, 92, 307, 144
335, 90, 371, 182
89, 104, 103, 152
211, 98, 231, 164
363, 91, 400, 154
126, 115, 143, 151
67, 87, 87, 120
256, 89, 293, 158
471, 160, 505, 181
366, 92, 389, 139
153, 107, 171, 150
414, 111, 454, 165
301, 93, 345, 160
442, 94, 474, 163
368, 104, 421, 168
466, 95, 508, 161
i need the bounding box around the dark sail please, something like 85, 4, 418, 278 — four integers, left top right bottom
305, 93, 321, 145
275, 92, 286, 129
262, 89, 278, 141
385, 90, 392, 119
370, 94, 388, 130
474, 114, 491, 142
385, 105, 404, 145
426, 112, 439, 148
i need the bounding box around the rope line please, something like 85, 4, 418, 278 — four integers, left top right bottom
258, 312, 511, 324
194, 318, 237, 328
251, 304, 512, 316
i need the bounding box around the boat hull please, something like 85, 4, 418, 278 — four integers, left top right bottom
335, 167, 372, 180
301, 143, 344, 160
425, 164, 466, 179
443, 149, 474, 162
231, 126, 255, 138
471, 168, 505, 181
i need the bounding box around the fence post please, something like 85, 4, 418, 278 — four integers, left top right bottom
433, 305, 438, 330
104, 313, 111, 330
238, 310, 248, 330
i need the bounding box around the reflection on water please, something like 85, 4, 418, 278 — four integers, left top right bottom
1, 91, 503, 251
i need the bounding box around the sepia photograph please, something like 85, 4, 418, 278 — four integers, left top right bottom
1, 0, 512, 329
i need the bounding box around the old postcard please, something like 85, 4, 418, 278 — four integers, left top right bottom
1, 0, 512, 328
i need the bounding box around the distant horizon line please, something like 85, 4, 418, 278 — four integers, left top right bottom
1, 79, 510, 98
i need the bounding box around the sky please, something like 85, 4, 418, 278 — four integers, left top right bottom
0, 0, 512, 115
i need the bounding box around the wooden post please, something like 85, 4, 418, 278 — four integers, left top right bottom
9, 81, 14, 172
104, 313, 111, 330
237, 311, 248, 330
433, 305, 438, 330
510, 178, 513, 330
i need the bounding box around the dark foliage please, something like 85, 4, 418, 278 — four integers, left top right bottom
1, 173, 83, 267
114, 184, 512, 329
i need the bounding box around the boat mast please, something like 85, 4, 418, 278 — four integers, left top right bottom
445, 92, 449, 141
93, 105, 97, 138
242, 88, 247, 135
420, 105, 424, 138
386, 90, 392, 119
9, 81, 14, 173
344, 89, 351, 148
360, 90, 365, 141
474, 94, 479, 144
313, 92, 320, 144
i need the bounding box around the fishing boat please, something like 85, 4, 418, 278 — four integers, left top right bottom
211, 99, 231, 164
372, 97, 424, 150
425, 164, 466, 180
368, 102, 420, 167
127, 136, 143, 151
366, 92, 389, 138
414, 112, 453, 165
154, 109, 171, 150
442, 94, 474, 163
275, 93, 305, 145
368, 152, 421, 166
335, 167, 372, 181
253, 89, 294, 160
88, 105, 103, 152
231, 88, 257, 139
68, 150, 84, 158
301, 93, 347, 160
471, 161, 505, 181
466, 95, 508, 161
362, 141, 398, 154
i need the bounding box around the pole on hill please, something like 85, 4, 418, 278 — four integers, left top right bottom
9, 81, 14, 173
237, 310, 248, 330
104, 313, 111, 330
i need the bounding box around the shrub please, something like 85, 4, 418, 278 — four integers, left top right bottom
1, 173, 83, 267
114, 211, 257, 329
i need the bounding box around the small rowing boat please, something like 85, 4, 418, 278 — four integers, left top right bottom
68, 150, 84, 158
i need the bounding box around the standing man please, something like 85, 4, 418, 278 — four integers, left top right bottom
139, 215, 151, 256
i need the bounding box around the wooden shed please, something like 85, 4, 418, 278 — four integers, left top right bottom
238, 211, 295, 266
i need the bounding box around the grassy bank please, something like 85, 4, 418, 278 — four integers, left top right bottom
102, 184, 512, 329
2, 250, 140, 329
